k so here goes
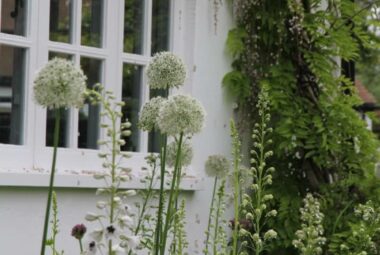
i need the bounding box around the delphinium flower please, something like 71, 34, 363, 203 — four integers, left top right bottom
204, 154, 230, 255
157, 94, 205, 136
146, 52, 186, 89
138, 96, 166, 132
166, 139, 193, 168
83, 86, 140, 255
238, 88, 277, 255
331, 201, 380, 255
34, 58, 87, 255
292, 193, 326, 255
34, 58, 87, 109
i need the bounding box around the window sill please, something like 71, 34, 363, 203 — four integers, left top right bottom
0, 171, 204, 191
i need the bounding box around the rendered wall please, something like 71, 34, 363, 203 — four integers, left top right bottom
0, 1, 234, 254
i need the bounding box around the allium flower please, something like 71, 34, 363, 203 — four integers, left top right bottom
166, 140, 193, 167
205, 154, 230, 178
71, 223, 87, 240
138, 96, 165, 131
146, 52, 186, 89
33, 58, 87, 109
157, 94, 205, 136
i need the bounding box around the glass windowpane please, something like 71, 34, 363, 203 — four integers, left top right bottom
148, 89, 166, 152
122, 64, 142, 152
151, 0, 170, 54
1, 0, 27, 36
124, 0, 144, 54
81, 0, 103, 48
45, 52, 73, 147
0, 44, 25, 145
78, 57, 101, 149
49, 0, 73, 43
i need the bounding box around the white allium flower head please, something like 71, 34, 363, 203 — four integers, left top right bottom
146, 52, 186, 89
205, 154, 230, 178
33, 58, 87, 109
166, 139, 193, 167
157, 94, 205, 136
138, 96, 165, 131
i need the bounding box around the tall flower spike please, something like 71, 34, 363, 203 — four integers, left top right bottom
146, 52, 186, 89
157, 94, 205, 136
34, 58, 87, 109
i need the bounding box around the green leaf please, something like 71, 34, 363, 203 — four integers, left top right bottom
222, 70, 250, 101
226, 28, 247, 57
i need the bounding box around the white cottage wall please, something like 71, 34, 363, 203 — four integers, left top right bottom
0, 0, 234, 254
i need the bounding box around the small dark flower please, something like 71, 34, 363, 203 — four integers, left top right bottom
71, 224, 87, 240
106, 225, 116, 234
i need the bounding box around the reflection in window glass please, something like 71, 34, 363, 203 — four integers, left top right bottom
78, 57, 101, 149
0, 0, 27, 36
124, 0, 144, 54
49, 0, 73, 43
81, 0, 103, 48
148, 89, 166, 152
122, 64, 142, 152
45, 52, 72, 147
0, 44, 25, 145
151, 0, 171, 55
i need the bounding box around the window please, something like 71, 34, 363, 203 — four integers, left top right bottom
0, 0, 180, 177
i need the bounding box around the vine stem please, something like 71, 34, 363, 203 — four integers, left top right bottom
204, 177, 218, 255
40, 109, 61, 255
160, 132, 184, 255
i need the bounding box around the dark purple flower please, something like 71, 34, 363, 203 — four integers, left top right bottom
71, 224, 87, 240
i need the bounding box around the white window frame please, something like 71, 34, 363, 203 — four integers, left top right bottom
0, 0, 201, 190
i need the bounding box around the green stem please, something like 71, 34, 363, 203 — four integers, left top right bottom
79, 239, 83, 253
40, 109, 61, 255
205, 177, 218, 255
154, 135, 167, 255
161, 132, 184, 255
232, 152, 240, 255
213, 179, 224, 255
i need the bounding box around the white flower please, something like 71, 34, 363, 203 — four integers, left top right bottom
33, 58, 87, 109
166, 139, 193, 167
138, 96, 165, 131
120, 235, 141, 249
205, 154, 230, 178
85, 212, 103, 222
157, 94, 205, 136
146, 52, 186, 89
118, 215, 135, 228
264, 229, 277, 240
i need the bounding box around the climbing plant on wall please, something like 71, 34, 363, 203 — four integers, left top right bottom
224, 0, 380, 253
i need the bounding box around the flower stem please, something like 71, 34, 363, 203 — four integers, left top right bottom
79, 239, 83, 253
204, 177, 218, 255
40, 108, 61, 255
213, 179, 225, 255
154, 134, 167, 255
160, 132, 184, 255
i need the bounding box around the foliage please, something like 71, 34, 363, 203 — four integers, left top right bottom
224, 0, 380, 253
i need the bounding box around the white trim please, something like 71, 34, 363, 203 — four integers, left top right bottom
0, 172, 203, 190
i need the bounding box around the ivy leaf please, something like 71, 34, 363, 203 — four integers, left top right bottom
222, 70, 250, 101
226, 28, 247, 57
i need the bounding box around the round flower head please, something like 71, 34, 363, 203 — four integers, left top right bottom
157, 94, 205, 136
34, 58, 87, 109
205, 154, 230, 178
166, 140, 193, 167
138, 96, 165, 131
146, 52, 186, 89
